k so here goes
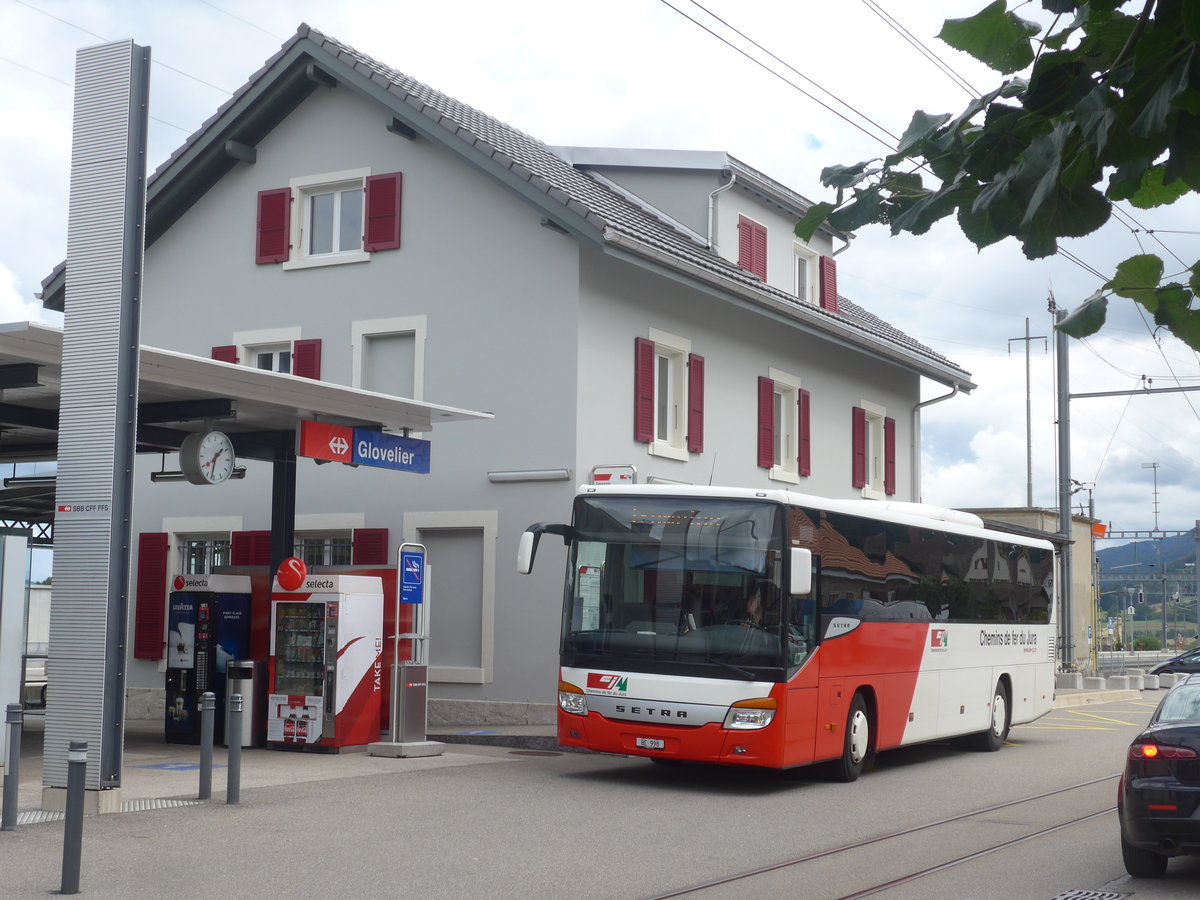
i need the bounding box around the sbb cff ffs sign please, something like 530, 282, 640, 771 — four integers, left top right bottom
299, 420, 430, 473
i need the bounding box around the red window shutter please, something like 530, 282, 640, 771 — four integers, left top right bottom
851, 407, 867, 488
634, 337, 655, 443
757, 377, 775, 469
352, 528, 389, 566
884, 416, 897, 496
819, 256, 839, 313
737, 216, 767, 280
133, 533, 169, 660
798, 389, 811, 477
364, 172, 403, 251
256, 188, 291, 264
211, 345, 238, 364
686, 353, 704, 454
293, 339, 322, 380
752, 222, 767, 280
231, 531, 272, 567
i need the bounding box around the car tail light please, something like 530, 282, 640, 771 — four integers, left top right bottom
1129, 742, 1199, 760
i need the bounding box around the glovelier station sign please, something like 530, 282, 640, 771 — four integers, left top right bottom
298, 420, 430, 473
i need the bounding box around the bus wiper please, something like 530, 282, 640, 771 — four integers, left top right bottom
707, 658, 756, 680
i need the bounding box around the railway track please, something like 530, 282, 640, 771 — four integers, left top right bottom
647, 774, 1122, 899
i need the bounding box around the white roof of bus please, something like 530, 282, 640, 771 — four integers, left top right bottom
575, 484, 1056, 551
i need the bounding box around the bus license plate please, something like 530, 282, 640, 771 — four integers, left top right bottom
636, 737, 665, 750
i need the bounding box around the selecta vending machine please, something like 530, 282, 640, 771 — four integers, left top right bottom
164, 574, 252, 745
267, 574, 384, 752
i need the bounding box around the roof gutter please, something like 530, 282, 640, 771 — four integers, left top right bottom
912, 384, 960, 502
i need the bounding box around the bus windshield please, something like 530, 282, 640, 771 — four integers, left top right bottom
562, 496, 802, 680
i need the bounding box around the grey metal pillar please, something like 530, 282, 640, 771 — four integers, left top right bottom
1054, 305, 1074, 666
2, 703, 20, 831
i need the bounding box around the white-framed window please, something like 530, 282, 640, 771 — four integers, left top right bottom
794, 243, 819, 303
859, 399, 887, 499
178, 534, 231, 575
253, 343, 292, 374
283, 168, 371, 270
232, 327, 301, 376
769, 367, 801, 483
649, 328, 689, 461
295, 532, 352, 567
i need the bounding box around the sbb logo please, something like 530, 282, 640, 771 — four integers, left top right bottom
277, 556, 308, 591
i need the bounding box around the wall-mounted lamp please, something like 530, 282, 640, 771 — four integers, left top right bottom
151, 466, 247, 483
487, 468, 571, 483
2, 475, 56, 488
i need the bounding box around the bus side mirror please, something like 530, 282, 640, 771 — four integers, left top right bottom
517, 522, 571, 574
790, 548, 813, 596
517, 530, 539, 574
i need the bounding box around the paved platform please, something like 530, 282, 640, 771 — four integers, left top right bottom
0, 686, 1154, 820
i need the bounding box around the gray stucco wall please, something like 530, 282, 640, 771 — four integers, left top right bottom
134, 85, 583, 706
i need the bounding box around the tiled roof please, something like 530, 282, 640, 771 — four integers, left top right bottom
58, 24, 973, 389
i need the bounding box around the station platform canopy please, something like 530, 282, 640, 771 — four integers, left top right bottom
0, 320, 493, 539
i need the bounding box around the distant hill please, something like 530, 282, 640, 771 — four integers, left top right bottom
1097, 535, 1197, 575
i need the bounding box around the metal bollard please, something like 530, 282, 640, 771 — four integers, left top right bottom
198, 692, 215, 801
60, 740, 87, 895
226, 693, 242, 805
2, 703, 22, 831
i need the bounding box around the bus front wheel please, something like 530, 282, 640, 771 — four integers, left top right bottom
832, 693, 871, 782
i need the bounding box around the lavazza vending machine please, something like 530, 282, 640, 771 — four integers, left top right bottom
267, 574, 384, 752
164, 574, 252, 745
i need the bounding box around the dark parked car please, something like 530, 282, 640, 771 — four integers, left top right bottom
1148, 649, 1200, 675
1119, 674, 1200, 877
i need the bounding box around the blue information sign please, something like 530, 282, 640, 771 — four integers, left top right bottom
400, 550, 425, 604
352, 429, 430, 474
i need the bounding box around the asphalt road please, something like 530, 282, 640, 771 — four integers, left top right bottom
3, 696, 1199, 899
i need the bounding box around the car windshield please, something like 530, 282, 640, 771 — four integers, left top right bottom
561, 496, 797, 679
1157, 684, 1200, 723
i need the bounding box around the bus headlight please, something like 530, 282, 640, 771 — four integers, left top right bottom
558, 680, 588, 716
723, 698, 777, 730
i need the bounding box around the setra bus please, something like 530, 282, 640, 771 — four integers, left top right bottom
518, 484, 1057, 778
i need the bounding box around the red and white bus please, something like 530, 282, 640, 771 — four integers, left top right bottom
518, 484, 1057, 779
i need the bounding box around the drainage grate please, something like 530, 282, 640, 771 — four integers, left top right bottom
14, 797, 202, 826
1050, 891, 1128, 900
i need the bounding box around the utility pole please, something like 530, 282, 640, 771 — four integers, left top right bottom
1052, 298, 1074, 666
1008, 318, 1047, 508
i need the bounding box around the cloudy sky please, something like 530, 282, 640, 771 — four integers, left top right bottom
2, 0, 1198, 540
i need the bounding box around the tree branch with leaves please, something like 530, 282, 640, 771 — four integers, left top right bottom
795, 0, 1200, 345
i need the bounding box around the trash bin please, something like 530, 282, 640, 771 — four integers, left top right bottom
225, 660, 266, 748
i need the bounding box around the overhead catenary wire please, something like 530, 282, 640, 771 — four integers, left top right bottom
858, 0, 981, 98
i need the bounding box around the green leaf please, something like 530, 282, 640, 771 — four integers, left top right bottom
828, 189, 885, 232
1056, 289, 1109, 338
1130, 49, 1195, 137
1019, 123, 1073, 227
881, 171, 924, 197
939, 0, 1041, 74
1191, 261, 1200, 295
794, 201, 837, 242
1075, 86, 1116, 159
895, 110, 953, 156
889, 184, 964, 236
956, 199, 1005, 249
1129, 165, 1192, 209
820, 161, 877, 190
1107, 254, 1164, 300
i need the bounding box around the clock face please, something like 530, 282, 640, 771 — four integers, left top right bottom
180, 431, 236, 485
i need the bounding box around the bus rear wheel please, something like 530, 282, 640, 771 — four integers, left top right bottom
832, 693, 871, 782
970, 682, 1010, 752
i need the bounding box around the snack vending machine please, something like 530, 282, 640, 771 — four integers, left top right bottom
164, 574, 252, 745
267, 574, 383, 752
